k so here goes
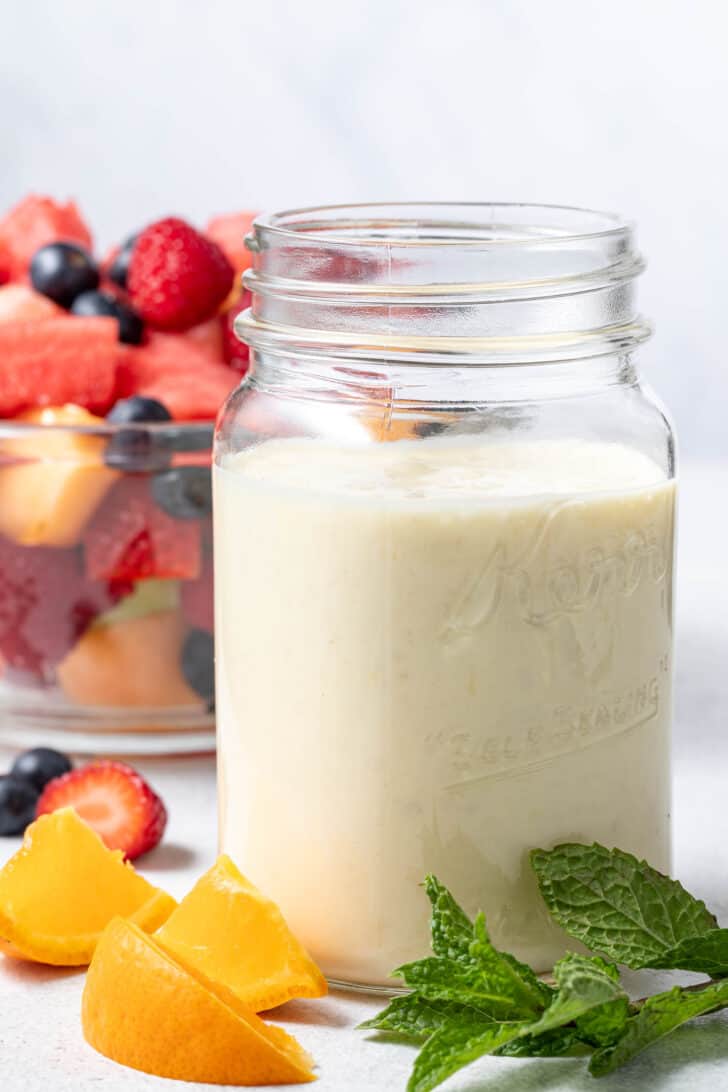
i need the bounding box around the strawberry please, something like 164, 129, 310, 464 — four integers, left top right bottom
128, 217, 234, 333
221, 289, 251, 374
36, 760, 167, 859
83, 477, 201, 583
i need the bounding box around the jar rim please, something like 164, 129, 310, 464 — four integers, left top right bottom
241, 202, 648, 366
250, 202, 633, 250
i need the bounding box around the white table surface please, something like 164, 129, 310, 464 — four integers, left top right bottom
0, 459, 727, 1092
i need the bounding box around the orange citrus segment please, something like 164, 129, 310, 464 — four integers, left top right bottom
82, 917, 315, 1085
0, 808, 175, 965
156, 854, 328, 1011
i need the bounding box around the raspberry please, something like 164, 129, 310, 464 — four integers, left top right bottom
128, 217, 234, 333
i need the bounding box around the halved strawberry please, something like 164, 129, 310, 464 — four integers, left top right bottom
36, 760, 167, 860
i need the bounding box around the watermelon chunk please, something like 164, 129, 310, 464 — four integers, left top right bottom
83, 477, 201, 583
205, 211, 257, 277
116, 336, 238, 421
0, 536, 121, 680
0, 317, 120, 416
0, 195, 93, 280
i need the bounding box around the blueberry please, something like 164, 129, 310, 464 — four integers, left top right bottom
29, 242, 99, 308
181, 629, 215, 703
0, 775, 39, 836
71, 290, 144, 345
10, 747, 72, 792
152, 467, 212, 520
107, 397, 172, 425
107, 234, 137, 289
106, 397, 173, 472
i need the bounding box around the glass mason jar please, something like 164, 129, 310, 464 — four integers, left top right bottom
214, 203, 676, 989
0, 414, 215, 754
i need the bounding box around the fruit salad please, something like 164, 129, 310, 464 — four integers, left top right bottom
0, 195, 255, 750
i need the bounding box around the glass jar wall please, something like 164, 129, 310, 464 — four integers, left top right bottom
214, 204, 676, 989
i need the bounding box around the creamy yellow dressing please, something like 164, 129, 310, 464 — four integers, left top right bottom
214, 438, 675, 984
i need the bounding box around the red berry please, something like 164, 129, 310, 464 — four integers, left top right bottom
36, 760, 167, 860
221, 289, 251, 374
128, 217, 234, 333
83, 477, 201, 583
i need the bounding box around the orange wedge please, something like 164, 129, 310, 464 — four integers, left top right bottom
83, 917, 316, 1085
0, 808, 175, 965
156, 854, 327, 1011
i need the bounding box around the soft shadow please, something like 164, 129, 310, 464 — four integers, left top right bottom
265, 997, 352, 1028
473, 1059, 585, 1092
142, 842, 198, 870
1, 955, 84, 984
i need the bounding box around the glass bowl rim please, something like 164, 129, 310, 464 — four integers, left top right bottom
0, 418, 215, 438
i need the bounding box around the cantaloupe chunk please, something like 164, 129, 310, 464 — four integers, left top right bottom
57, 609, 201, 708
156, 855, 327, 1012
0, 404, 117, 546
0, 808, 175, 965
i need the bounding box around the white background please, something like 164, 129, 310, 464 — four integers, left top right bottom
1, 0, 726, 456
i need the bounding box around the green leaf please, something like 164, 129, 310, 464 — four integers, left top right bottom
358, 994, 484, 1044
524, 953, 629, 1041
590, 979, 728, 1076
424, 875, 477, 961
576, 999, 631, 1048
407, 1018, 528, 1092
531, 843, 718, 968
395, 912, 549, 1020
497, 1026, 589, 1058
651, 928, 728, 975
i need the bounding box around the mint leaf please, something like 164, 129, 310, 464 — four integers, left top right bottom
358, 994, 481, 1043
395, 912, 548, 1019
576, 999, 632, 1048
424, 875, 477, 961
590, 979, 728, 1076
652, 928, 728, 975
531, 843, 717, 968
524, 953, 629, 1041
407, 1018, 528, 1092
497, 1026, 589, 1057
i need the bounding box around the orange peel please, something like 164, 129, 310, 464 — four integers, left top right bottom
83, 917, 315, 1085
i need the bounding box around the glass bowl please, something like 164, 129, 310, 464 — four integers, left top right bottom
0, 412, 215, 754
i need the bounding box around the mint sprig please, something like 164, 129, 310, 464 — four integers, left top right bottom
531, 843, 717, 968
590, 979, 728, 1076
361, 846, 728, 1089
